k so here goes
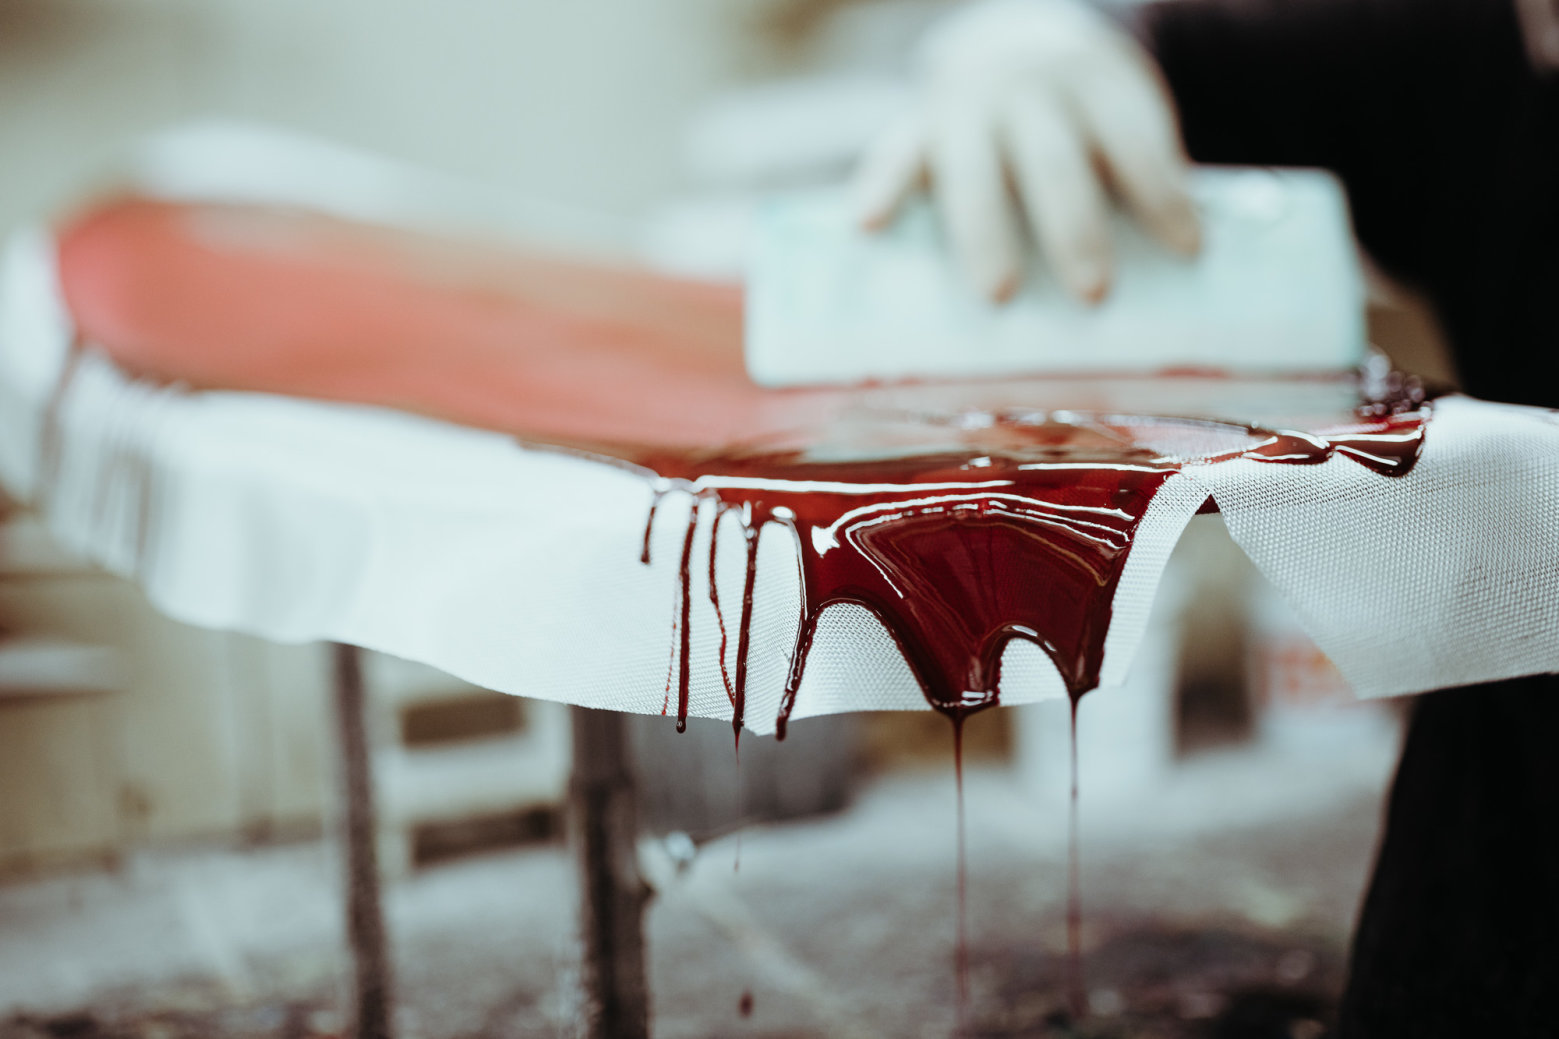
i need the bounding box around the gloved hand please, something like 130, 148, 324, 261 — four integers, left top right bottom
855, 0, 1201, 303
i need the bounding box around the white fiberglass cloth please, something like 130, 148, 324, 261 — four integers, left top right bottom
3, 124, 1557, 730
1183, 398, 1559, 697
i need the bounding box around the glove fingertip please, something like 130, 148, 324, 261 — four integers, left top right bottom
857, 201, 895, 233
1157, 191, 1204, 256
991, 272, 1020, 303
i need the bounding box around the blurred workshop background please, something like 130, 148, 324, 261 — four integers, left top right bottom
0, 0, 928, 880
0, 2, 1455, 1037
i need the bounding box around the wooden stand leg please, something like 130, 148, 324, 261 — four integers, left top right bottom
332, 643, 394, 1039
568, 706, 650, 1039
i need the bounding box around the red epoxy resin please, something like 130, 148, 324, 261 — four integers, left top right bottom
645, 448, 1174, 732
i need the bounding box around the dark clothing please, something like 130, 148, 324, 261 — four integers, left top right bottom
1142, 0, 1559, 408
1341, 677, 1559, 1037
1134, 1, 1559, 1034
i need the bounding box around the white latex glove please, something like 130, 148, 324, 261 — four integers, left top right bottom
855, 0, 1201, 302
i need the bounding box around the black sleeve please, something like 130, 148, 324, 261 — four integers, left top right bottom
1134, 0, 1559, 405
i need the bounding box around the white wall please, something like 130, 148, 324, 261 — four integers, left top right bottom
0, 0, 785, 233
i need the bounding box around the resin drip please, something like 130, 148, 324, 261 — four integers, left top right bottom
645, 450, 1173, 732
1067, 700, 1086, 1020
954, 713, 971, 1029
636, 408, 1429, 737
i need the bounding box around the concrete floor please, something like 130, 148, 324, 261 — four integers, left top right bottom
0, 711, 1400, 1039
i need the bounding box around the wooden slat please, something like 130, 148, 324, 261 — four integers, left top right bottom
0, 638, 121, 702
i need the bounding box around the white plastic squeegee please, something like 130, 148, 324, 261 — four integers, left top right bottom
744, 167, 1365, 387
